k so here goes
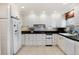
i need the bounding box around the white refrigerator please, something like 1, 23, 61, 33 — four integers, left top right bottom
0, 3, 10, 55
11, 16, 22, 54
0, 4, 22, 55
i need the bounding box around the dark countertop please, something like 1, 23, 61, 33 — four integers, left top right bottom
21, 31, 66, 34
21, 30, 79, 42
21, 27, 66, 34
59, 33, 79, 42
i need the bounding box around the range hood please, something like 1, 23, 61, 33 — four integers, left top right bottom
33, 24, 46, 31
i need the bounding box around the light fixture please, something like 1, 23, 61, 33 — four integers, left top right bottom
40, 10, 47, 19
51, 10, 61, 19
21, 6, 24, 9
28, 11, 37, 19
62, 3, 68, 5
30, 10, 34, 14
53, 10, 57, 13
42, 10, 46, 14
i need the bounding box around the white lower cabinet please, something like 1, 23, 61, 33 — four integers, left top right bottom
53, 34, 75, 55
22, 34, 26, 45
57, 35, 64, 50
22, 33, 79, 55
75, 41, 79, 55
53, 34, 58, 45
45, 34, 52, 45
24, 34, 53, 46
63, 37, 75, 55
24, 34, 46, 46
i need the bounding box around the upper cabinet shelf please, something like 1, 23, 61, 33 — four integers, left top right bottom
65, 9, 74, 20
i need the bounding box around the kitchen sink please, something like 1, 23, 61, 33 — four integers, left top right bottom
60, 33, 77, 36
60, 33, 79, 40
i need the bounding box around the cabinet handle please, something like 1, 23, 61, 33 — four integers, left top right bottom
15, 30, 18, 32
46, 38, 52, 39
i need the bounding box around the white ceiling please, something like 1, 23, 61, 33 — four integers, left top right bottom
15, 3, 79, 16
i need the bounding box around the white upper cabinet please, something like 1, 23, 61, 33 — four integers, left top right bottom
0, 4, 9, 18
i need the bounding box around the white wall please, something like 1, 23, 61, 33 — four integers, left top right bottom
74, 7, 79, 24
22, 11, 66, 28
66, 7, 79, 26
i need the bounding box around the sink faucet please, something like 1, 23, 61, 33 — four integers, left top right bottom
72, 30, 79, 39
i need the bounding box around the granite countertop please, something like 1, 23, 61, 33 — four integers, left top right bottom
21, 27, 66, 34
21, 30, 59, 34
59, 33, 79, 42
21, 26, 66, 31
21, 27, 58, 34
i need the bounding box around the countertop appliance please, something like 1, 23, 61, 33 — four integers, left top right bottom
33, 24, 46, 31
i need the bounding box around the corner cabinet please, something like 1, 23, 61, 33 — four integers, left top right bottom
53, 34, 75, 55
59, 35, 75, 55
63, 37, 75, 55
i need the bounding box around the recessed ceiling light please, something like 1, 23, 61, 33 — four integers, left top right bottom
30, 10, 34, 13
21, 6, 24, 9
42, 10, 46, 14
53, 10, 57, 13
62, 3, 67, 5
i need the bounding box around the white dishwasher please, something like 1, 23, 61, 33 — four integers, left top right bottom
45, 34, 53, 46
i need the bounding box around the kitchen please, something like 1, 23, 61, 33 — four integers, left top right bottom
0, 3, 79, 55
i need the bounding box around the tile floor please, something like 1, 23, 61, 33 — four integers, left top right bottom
17, 46, 64, 55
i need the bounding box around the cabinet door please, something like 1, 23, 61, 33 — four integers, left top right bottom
0, 25, 1, 54
22, 34, 26, 45
75, 41, 79, 55
25, 34, 28, 45
18, 21, 22, 50
0, 21, 8, 55
64, 37, 75, 55
58, 35, 63, 49
36, 34, 44, 46
57, 35, 61, 46
36, 34, 39, 45
60, 35, 66, 52
32, 34, 37, 46
57, 35, 75, 55
0, 4, 9, 18
53, 34, 58, 45
27, 34, 31, 45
